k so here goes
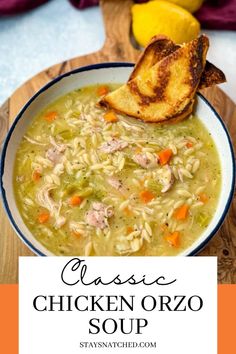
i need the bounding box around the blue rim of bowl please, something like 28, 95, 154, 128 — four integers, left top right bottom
188, 93, 235, 255
0, 62, 235, 257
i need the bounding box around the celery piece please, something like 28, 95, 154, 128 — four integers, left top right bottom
57, 130, 73, 140
63, 174, 89, 195
78, 187, 93, 197
147, 179, 162, 194
196, 212, 210, 227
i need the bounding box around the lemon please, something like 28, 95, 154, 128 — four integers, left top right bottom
157, 0, 204, 13
132, 1, 200, 47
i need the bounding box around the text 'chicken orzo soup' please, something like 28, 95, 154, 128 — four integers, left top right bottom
14, 84, 221, 256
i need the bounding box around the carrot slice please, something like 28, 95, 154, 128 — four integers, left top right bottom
140, 190, 155, 204
97, 85, 109, 96
127, 226, 134, 234
186, 141, 193, 148
44, 111, 58, 122
158, 149, 173, 166
174, 204, 189, 220
160, 224, 168, 233
73, 231, 82, 238
32, 170, 41, 182
38, 212, 50, 224
198, 193, 208, 203
165, 231, 180, 247
103, 110, 118, 123
69, 195, 82, 207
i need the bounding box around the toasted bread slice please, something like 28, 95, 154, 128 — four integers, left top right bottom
129, 35, 179, 81
198, 61, 226, 89
161, 99, 195, 125
100, 35, 209, 123
129, 35, 225, 89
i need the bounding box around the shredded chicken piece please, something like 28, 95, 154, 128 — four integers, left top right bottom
100, 139, 128, 153
49, 137, 66, 152
86, 202, 113, 229
54, 216, 66, 229
107, 177, 124, 192
157, 165, 175, 193
133, 153, 158, 169
37, 183, 67, 226
36, 183, 58, 214
93, 202, 113, 217
46, 137, 66, 164
46, 147, 63, 164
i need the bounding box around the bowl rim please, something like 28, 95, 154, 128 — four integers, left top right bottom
0, 62, 235, 257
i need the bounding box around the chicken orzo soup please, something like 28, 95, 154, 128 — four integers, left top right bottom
14, 84, 221, 256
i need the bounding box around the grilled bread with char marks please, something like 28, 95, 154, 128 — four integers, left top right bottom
129, 35, 226, 89
100, 35, 209, 123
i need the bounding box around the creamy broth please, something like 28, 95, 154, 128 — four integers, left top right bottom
14, 84, 221, 256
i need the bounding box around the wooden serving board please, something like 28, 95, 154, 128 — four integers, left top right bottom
0, 0, 236, 284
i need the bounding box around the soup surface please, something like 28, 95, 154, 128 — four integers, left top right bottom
14, 84, 221, 256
